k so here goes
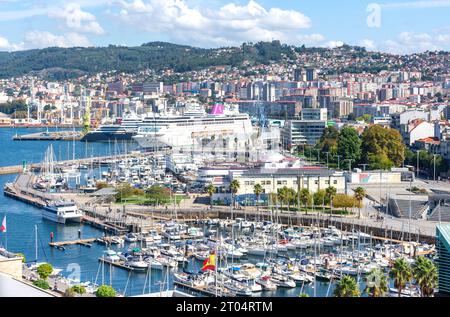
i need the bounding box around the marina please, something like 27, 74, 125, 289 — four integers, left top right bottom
0, 126, 442, 298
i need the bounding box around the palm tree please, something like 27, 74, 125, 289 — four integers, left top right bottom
390, 258, 413, 297
230, 180, 240, 208
326, 186, 337, 217
365, 268, 389, 297
253, 183, 263, 213
205, 184, 215, 208
333, 275, 360, 297
277, 187, 289, 211
412, 256, 437, 297
299, 189, 312, 215
354, 187, 366, 219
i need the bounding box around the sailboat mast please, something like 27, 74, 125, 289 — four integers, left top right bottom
35, 225, 38, 262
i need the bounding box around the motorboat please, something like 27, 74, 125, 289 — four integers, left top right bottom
124, 233, 138, 243
255, 275, 277, 291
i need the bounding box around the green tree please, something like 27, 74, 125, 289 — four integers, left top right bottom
313, 189, 327, 207
33, 279, 50, 290
353, 187, 366, 219
337, 126, 361, 168
357, 114, 372, 123
299, 189, 312, 214
332, 194, 356, 213
37, 263, 53, 280
317, 126, 339, 161
230, 180, 240, 207
253, 183, 263, 213
145, 185, 172, 205
326, 186, 337, 216
95, 285, 116, 297
277, 187, 289, 210
365, 268, 389, 297
206, 184, 216, 208
361, 125, 405, 167
368, 152, 394, 170
333, 275, 360, 297
71, 285, 87, 295
115, 183, 144, 202
412, 256, 437, 297
390, 258, 413, 297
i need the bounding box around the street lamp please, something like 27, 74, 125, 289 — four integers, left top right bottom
434, 154, 437, 182
324, 152, 330, 169
343, 159, 353, 172
416, 150, 421, 178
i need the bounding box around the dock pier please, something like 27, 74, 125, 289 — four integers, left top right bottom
49, 238, 96, 250
98, 258, 137, 271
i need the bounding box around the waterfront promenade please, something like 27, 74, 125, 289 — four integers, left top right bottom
4, 172, 439, 243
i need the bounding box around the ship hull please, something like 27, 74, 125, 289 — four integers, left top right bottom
42, 209, 83, 224
81, 132, 135, 142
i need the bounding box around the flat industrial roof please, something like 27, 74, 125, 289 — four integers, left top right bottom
241, 168, 339, 177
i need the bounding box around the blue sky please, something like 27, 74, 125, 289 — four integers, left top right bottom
0, 0, 449, 54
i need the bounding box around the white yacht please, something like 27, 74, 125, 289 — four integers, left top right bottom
43, 201, 83, 224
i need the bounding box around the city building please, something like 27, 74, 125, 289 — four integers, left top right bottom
301, 108, 328, 121
281, 120, 327, 149
228, 167, 346, 204
436, 224, 450, 296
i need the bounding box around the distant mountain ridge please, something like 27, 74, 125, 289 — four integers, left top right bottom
0, 41, 298, 80
0, 40, 447, 81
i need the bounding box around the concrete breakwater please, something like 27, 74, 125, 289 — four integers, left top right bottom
12, 131, 82, 141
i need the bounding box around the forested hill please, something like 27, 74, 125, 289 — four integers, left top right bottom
0, 41, 299, 80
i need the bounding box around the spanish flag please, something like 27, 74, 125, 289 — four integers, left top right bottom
201, 252, 216, 271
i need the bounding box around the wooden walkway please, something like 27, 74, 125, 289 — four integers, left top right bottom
98, 258, 137, 271
49, 238, 96, 249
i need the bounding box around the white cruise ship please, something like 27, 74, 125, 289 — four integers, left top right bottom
43, 201, 83, 224
133, 104, 254, 150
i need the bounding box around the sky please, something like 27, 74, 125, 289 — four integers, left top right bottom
0, 0, 449, 54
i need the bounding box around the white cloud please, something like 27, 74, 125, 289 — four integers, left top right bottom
22, 31, 92, 49
326, 41, 344, 48
0, 31, 92, 51
360, 39, 377, 51
380, 31, 446, 54
49, 3, 105, 35
111, 0, 322, 47
0, 35, 23, 51
381, 0, 450, 9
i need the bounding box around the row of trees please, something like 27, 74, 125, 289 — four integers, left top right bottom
333, 257, 437, 297
314, 125, 406, 170
405, 149, 449, 178
206, 181, 367, 217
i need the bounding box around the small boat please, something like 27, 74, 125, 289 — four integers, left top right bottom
146, 258, 164, 270
103, 250, 120, 262
222, 279, 252, 297
126, 256, 148, 271
124, 233, 138, 243
255, 275, 277, 291
270, 273, 296, 288
193, 251, 210, 261
110, 236, 124, 245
